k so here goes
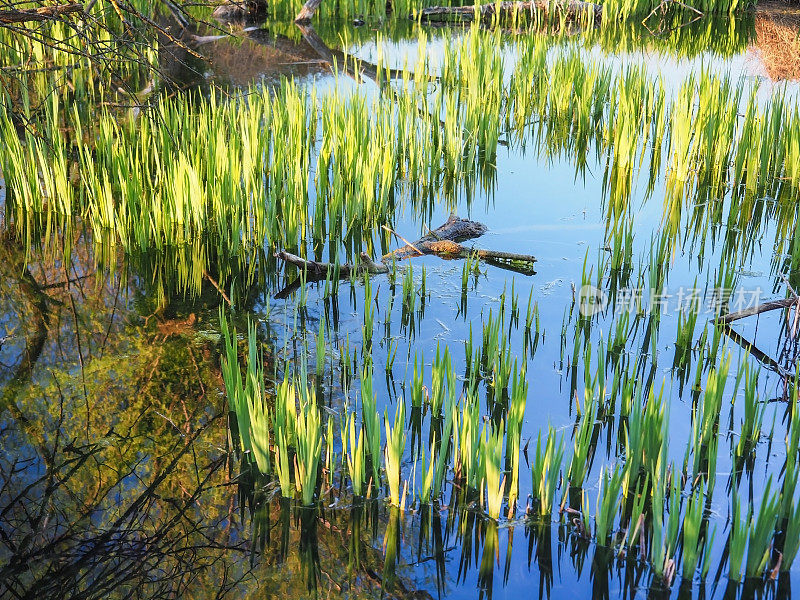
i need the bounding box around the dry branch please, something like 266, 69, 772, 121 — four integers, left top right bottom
715, 296, 800, 325
0, 3, 83, 24
415, 0, 601, 21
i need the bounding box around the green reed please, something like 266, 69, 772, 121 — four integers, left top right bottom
430, 412, 454, 503
594, 465, 623, 546
7, 25, 800, 308
361, 366, 382, 491
220, 313, 272, 474
245, 322, 271, 475
735, 361, 765, 460
681, 482, 709, 580
430, 344, 453, 416
728, 491, 748, 582
417, 440, 436, 505
384, 401, 407, 508
568, 396, 598, 489
411, 353, 424, 409
744, 478, 779, 579
691, 355, 730, 476
220, 312, 250, 452
621, 384, 667, 499
294, 392, 323, 506
530, 427, 565, 519
347, 413, 367, 497
458, 391, 483, 491
273, 380, 297, 498
782, 391, 800, 519
782, 499, 800, 572
618, 477, 647, 556
506, 368, 527, 508
482, 419, 506, 520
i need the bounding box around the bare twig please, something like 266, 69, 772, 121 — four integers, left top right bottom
382, 224, 424, 257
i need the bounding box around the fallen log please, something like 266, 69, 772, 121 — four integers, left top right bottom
385, 238, 538, 275
383, 215, 488, 260
415, 0, 602, 22
274, 215, 536, 298
0, 3, 83, 24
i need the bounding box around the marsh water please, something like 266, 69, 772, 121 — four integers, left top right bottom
2, 8, 800, 600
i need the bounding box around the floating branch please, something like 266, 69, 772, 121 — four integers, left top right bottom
274, 215, 536, 297
715, 294, 800, 376
716, 296, 800, 326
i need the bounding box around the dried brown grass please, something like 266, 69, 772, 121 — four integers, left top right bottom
754, 2, 800, 80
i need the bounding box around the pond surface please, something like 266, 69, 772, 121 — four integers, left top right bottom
2, 7, 800, 600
